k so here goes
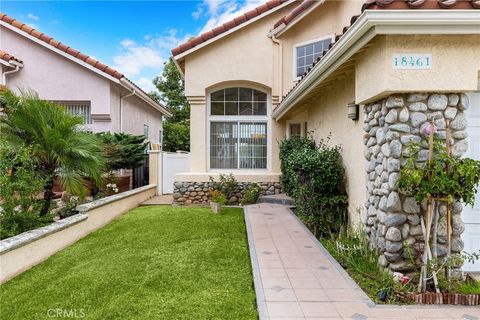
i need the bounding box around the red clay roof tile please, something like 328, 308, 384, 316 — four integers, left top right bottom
171, 0, 290, 57
0, 13, 125, 80
0, 50, 22, 64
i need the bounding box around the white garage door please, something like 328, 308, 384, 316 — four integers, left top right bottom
463, 92, 480, 272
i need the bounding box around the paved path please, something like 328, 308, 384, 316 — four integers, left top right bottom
244, 203, 480, 320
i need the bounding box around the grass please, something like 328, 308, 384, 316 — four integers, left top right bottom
0, 206, 258, 320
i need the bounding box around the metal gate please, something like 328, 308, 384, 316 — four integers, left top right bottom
132, 154, 149, 189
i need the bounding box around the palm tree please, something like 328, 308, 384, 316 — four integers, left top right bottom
0, 90, 105, 216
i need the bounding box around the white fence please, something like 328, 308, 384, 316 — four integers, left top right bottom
161, 152, 190, 194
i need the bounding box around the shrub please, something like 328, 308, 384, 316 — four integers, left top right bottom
240, 183, 261, 205
0, 142, 53, 239
97, 132, 148, 171
209, 190, 227, 205
279, 136, 347, 236
209, 173, 238, 200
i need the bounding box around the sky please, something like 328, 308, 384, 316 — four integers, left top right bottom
1, 0, 268, 93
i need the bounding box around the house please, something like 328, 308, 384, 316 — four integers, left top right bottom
172, 0, 480, 272
0, 13, 172, 141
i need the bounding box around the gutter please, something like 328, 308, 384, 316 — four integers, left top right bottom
1, 60, 23, 85
119, 77, 172, 117
272, 9, 480, 121
120, 89, 135, 133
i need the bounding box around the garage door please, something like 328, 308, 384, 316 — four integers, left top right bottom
463, 92, 480, 272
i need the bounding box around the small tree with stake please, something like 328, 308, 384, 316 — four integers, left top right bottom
397, 119, 480, 292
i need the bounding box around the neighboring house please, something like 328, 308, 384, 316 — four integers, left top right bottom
0, 13, 172, 141
172, 0, 480, 272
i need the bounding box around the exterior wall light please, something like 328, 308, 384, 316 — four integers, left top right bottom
347, 102, 359, 121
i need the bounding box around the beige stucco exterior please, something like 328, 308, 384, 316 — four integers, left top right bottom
175, 0, 480, 221
1, 24, 164, 141
355, 34, 480, 104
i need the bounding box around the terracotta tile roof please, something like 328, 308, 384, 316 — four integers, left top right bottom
279, 0, 480, 106
273, 0, 316, 28
172, 0, 291, 57
0, 13, 124, 79
0, 50, 22, 64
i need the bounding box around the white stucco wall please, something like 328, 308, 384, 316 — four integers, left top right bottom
1, 25, 164, 138
1, 26, 111, 116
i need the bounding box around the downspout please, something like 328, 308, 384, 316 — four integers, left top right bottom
119, 89, 135, 133
2, 63, 21, 85
270, 34, 283, 100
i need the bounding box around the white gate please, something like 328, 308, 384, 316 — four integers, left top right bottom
162, 152, 190, 194
463, 92, 480, 272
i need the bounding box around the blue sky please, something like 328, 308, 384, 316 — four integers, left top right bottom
1, 0, 267, 92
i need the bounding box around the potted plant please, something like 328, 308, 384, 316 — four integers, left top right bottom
209, 190, 226, 214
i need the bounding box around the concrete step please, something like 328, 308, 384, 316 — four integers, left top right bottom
257, 193, 293, 206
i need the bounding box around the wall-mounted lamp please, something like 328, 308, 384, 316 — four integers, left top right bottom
347, 102, 359, 121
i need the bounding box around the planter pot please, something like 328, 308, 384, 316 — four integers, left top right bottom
407, 292, 480, 305
210, 202, 222, 214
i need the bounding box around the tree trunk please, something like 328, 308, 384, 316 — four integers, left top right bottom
40, 177, 54, 216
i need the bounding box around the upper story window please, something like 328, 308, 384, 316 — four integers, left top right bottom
210, 87, 267, 116
295, 38, 332, 78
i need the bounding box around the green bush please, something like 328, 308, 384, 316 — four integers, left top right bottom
163, 121, 190, 152
279, 136, 347, 236
97, 132, 147, 170
240, 183, 261, 205
209, 173, 238, 200
0, 142, 53, 239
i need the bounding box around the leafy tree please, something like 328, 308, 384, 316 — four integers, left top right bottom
97, 132, 148, 170
151, 57, 190, 152
0, 90, 105, 216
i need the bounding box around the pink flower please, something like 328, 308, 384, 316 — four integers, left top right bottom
401, 276, 410, 285
423, 124, 437, 135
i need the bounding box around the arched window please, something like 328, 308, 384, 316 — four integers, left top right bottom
209, 87, 268, 169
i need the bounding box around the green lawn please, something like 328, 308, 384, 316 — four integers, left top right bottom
0, 206, 258, 320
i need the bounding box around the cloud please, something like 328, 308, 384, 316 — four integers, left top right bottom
112, 29, 191, 92
136, 77, 156, 93
27, 13, 39, 21
195, 0, 266, 34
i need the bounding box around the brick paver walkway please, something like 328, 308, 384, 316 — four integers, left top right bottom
244, 203, 480, 320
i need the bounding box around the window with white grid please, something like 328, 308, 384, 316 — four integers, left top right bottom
295, 38, 332, 78
54, 101, 92, 125
209, 87, 268, 169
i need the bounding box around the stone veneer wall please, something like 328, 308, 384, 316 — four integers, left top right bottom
363, 93, 469, 273
173, 181, 282, 205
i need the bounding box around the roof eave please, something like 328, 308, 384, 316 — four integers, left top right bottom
172, 0, 295, 61
120, 78, 173, 117
270, 0, 325, 38
272, 9, 480, 121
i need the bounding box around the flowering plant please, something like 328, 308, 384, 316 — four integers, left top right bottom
106, 183, 119, 194
209, 190, 227, 205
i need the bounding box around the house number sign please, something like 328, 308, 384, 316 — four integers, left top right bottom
392, 54, 432, 70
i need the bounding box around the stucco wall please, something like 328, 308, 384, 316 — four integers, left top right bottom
284, 73, 365, 226
1, 26, 111, 116
356, 35, 480, 104
278, 0, 363, 95
110, 84, 163, 141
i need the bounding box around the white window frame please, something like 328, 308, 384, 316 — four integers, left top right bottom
292, 35, 334, 81
207, 85, 271, 172
143, 124, 149, 139
286, 120, 307, 138
52, 100, 92, 131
